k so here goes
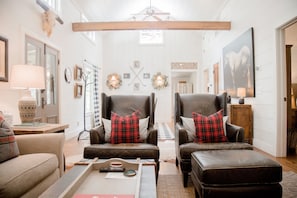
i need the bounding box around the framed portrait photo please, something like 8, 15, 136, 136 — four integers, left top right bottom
0, 36, 8, 82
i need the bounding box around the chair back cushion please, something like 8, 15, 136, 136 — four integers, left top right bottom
101, 93, 155, 127
175, 92, 227, 124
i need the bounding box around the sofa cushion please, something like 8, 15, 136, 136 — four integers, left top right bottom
0, 153, 59, 198
84, 143, 160, 160
192, 110, 228, 143
0, 121, 20, 163
179, 142, 253, 159
110, 111, 140, 144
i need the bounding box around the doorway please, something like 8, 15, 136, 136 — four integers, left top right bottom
25, 35, 60, 123
171, 67, 197, 122
285, 22, 297, 154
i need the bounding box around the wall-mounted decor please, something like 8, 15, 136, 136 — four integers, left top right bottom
106, 73, 122, 90
74, 83, 83, 98
134, 83, 140, 91
129, 64, 145, 86
64, 67, 72, 83
74, 65, 83, 81
0, 36, 8, 82
152, 72, 168, 90
223, 27, 255, 97
134, 60, 140, 68
123, 73, 130, 79
143, 73, 150, 79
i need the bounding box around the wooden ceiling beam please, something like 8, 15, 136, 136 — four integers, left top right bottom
72, 21, 231, 31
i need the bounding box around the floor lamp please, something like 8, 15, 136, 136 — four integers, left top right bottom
77, 72, 92, 141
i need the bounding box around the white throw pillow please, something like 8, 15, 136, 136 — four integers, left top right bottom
180, 116, 196, 141
102, 116, 150, 142
139, 116, 150, 141
223, 116, 229, 136
180, 115, 229, 141
102, 118, 112, 142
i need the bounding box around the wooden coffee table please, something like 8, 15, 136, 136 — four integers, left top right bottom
40, 159, 157, 198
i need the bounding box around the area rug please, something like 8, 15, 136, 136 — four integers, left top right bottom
157, 171, 297, 198
157, 123, 174, 140
282, 171, 297, 198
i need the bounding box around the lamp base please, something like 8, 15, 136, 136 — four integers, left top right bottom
18, 96, 37, 123
238, 98, 245, 104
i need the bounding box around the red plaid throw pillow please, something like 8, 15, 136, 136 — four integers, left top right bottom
192, 109, 228, 143
110, 111, 140, 144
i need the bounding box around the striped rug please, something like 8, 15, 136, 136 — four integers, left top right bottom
157, 123, 174, 140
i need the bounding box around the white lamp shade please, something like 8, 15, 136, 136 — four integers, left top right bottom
10, 65, 45, 89
237, 87, 246, 98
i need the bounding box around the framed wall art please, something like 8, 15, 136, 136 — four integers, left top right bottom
74, 83, 83, 98
0, 36, 8, 82
74, 65, 83, 81
123, 73, 130, 79
223, 27, 255, 97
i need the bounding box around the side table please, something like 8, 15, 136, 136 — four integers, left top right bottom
12, 123, 69, 135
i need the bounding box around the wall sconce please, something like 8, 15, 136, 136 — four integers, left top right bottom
237, 87, 246, 104
106, 73, 122, 90
152, 72, 168, 90
10, 65, 45, 123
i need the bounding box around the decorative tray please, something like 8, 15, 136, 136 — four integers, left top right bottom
60, 158, 142, 198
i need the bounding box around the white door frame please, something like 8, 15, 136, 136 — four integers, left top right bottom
277, 17, 297, 157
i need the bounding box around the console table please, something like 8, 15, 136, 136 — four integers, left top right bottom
227, 104, 253, 144
12, 123, 69, 135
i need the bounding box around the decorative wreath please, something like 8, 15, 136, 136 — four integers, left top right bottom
152, 72, 168, 90
106, 73, 122, 90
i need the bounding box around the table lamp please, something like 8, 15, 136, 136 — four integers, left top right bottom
10, 65, 45, 123
237, 87, 246, 104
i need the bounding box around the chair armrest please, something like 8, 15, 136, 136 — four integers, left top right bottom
226, 123, 244, 142
90, 125, 105, 144
15, 133, 65, 176
146, 127, 158, 146
175, 123, 189, 145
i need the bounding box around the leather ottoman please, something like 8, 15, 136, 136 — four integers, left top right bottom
191, 150, 282, 198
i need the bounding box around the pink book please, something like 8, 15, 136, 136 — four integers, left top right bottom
73, 194, 134, 198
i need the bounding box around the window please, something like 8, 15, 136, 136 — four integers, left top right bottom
81, 13, 96, 43
139, 30, 163, 44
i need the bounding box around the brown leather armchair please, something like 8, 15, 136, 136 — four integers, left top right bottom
84, 93, 160, 179
175, 92, 253, 187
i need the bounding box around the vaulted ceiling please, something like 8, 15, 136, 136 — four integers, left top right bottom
72, 0, 228, 22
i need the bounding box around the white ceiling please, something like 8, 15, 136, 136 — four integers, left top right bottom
72, 0, 228, 22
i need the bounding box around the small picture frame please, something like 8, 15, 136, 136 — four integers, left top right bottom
133, 83, 140, 91
74, 65, 83, 81
143, 73, 150, 79
0, 36, 8, 82
74, 83, 83, 98
123, 73, 130, 79
134, 60, 140, 68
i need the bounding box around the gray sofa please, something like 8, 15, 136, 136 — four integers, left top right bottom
0, 133, 65, 198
